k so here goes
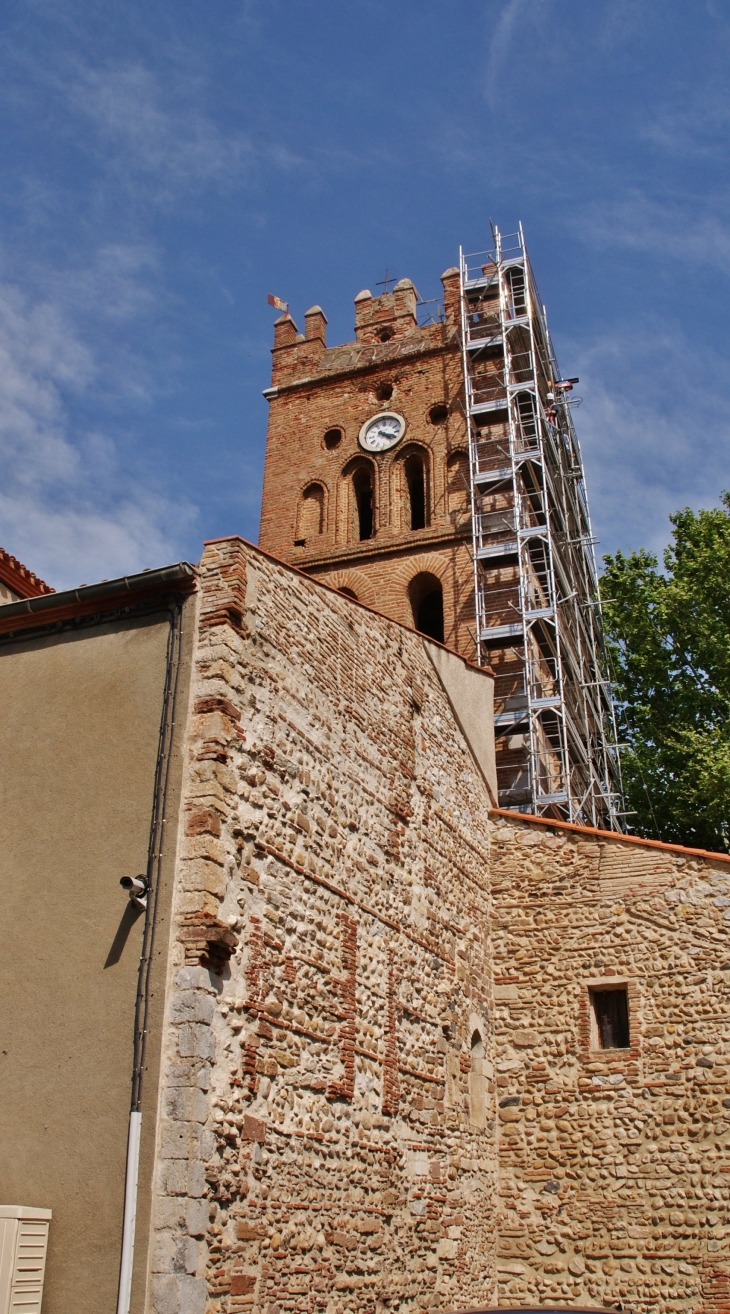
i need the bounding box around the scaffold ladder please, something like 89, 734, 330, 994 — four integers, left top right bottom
459, 224, 623, 828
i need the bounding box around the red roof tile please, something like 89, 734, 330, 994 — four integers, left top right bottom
0, 547, 54, 601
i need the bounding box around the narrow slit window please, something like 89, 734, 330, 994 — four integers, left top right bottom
468, 1029, 487, 1128
591, 988, 630, 1050
353, 468, 374, 541
404, 455, 426, 531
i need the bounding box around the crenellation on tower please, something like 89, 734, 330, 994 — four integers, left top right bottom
303, 304, 327, 343
259, 275, 473, 655
353, 277, 419, 343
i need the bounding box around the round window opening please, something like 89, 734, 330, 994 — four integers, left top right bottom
429, 403, 448, 425
377, 327, 394, 343
324, 428, 343, 450
376, 382, 394, 403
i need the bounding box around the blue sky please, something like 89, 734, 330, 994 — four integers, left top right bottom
1, 0, 729, 588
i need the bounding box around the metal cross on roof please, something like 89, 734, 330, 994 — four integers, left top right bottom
376, 269, 396, 293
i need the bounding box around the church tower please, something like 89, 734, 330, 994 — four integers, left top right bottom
259, 238, 622, 829
258, 271, 475, 654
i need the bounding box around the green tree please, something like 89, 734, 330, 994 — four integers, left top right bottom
601, 493, 730, 852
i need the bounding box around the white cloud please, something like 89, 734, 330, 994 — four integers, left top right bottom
0, 284, 92, 487
568, 319, 730, 560
0, 278, 197, 590
572, 189, 730, 278
66, 60, 257, 192
0, 490, 195, 590
484, 0, 537, 110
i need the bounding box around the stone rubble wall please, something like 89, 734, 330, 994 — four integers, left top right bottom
490, 815, 730, 1314
147, 537, 497, 1314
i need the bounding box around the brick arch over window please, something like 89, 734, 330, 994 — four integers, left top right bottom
391, 443, 432, 532
408, 570, 444, 644
295, 482, 326, 545
326, 570, 377, 611
338, 457, 377, 544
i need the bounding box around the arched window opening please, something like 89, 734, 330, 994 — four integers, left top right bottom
418, 590, 443, 643
404, 454, 426, 531
376, 326, 393, 343
338, 587, 358, 600
408, 572, 444, 645
295, 483, 325, 545
471, 1029, 484, 1059
324, 427, 342, 450
353, 467, 374, 541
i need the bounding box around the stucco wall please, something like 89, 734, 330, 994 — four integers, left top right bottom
490, 813, 730, 1313
148, 537, 497, 1314
0, 607, 192, 1314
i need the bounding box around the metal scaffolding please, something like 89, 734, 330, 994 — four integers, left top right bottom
459, 224, 623, 828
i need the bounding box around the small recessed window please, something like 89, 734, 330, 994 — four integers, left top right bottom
376, 326, 393, 343
324, 428, 342, 450
429, 403, 448, 425
376, 382, 394, 402
591, 987, 630, 1050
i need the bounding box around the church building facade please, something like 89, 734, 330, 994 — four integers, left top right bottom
0, 537, 728, 1314
258, 271, 472, 655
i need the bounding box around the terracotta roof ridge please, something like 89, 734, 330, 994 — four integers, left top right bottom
490, 806, 730, 864
0, 547, 54, 599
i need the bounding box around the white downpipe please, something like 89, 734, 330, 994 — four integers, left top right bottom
117, 1111, 142, 1314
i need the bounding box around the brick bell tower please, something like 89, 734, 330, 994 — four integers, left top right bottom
258, 271, 477, 656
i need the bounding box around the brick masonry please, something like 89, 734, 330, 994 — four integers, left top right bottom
257, 273, 477, 657
147, 536, 730, 1314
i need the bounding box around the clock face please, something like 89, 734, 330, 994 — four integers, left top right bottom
358, 411, 406, 453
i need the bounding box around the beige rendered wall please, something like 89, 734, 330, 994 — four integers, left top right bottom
423, 637, 498, 805
0, 610, 189, 1314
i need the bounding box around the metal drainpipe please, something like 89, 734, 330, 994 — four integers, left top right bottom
117, 1111, 143, 1314
116, 599, 184, 1314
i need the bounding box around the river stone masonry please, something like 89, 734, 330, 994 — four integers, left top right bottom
490, 811, 730, 1313
150, 537, 497, 1314
146, 535, 730, 1314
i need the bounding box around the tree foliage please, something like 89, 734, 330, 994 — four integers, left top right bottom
601, 494, 730, 852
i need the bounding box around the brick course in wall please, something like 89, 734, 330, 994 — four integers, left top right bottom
149, 537, 497, 1314
146, 536, 730, 1314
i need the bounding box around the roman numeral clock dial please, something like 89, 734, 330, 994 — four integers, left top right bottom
358, 411, 406, 452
